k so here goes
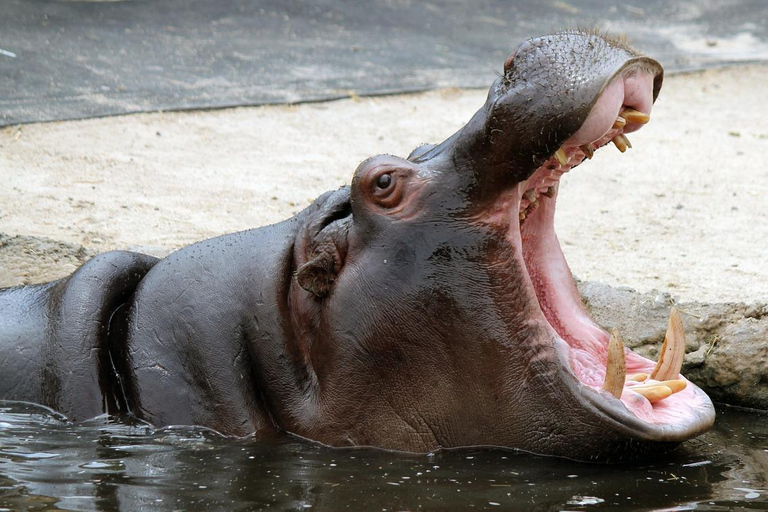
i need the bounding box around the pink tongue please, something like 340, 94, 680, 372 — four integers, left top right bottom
566, 71, 656, 145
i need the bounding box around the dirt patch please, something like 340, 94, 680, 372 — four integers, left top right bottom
1, 65, 767, 302
0, 234, 95, 288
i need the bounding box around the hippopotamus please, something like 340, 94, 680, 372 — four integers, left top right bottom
0, 31, 714, 462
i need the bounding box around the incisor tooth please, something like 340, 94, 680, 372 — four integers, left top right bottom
632, 379, 687, 394
580, 144, 594, 159
612, 134, 631, 153
613, 116, 627, 129
651, 307, 686, 381
554, 148, 568, 166
601, 329, 626, 399
623, 108, 650, 124
626, 373, 648, 382
632, 385, 673, 403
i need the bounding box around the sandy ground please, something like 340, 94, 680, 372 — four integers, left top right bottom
1, 65, 767, 303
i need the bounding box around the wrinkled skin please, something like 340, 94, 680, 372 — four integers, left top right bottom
0, 32, 714, 462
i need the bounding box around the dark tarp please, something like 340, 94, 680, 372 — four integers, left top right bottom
1, 0, 767, 126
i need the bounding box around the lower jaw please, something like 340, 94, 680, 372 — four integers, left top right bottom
509, 180, 714, 434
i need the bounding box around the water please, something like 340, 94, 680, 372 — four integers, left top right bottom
1, 403, 766, 511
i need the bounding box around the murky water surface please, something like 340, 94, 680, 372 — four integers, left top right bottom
0, 403, 766, 511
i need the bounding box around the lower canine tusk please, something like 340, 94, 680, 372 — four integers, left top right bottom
651, 307, 686, 381
601, 329, 626, 399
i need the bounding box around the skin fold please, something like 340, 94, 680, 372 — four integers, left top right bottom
0, 31, 714, 462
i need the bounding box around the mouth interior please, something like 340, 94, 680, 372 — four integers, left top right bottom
510, 67, 710, 428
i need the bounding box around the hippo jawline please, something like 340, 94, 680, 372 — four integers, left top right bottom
502, 68, 715, 445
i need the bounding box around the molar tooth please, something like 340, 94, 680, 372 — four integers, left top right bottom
580, 144, 594, 159
523, 189, 537, 203
651, 307, 686, 381
519, 211, 526, 221
601, 329, 626, 399
613, 116, 627, 129
626, 373, 648, 382
622, 108, 650, 124
612, 134, 631, 153
554, 148, 568, 166
543, 186, 556, 198
523, 190, 539, 211
632, 385, 673, 403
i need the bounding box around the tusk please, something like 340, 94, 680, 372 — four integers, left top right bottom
626, 372, 648, 382
622, 108, 650, 124
580, 144, 594, 159
613, 116, 627, 129
651, 307, 686, 381
601, 329, 627, 399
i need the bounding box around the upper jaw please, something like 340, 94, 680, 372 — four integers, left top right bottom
479, 38, 663, 189
410, 34, 664, 206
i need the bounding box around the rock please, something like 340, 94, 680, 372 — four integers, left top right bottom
579, 280, 768, 410
686, 318, 768, 409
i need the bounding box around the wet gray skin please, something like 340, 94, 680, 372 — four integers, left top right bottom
0, 32, 713, 463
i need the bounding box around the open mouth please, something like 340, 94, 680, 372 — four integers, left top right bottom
510, 65, 714, 439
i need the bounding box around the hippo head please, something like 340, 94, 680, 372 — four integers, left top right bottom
287, 31, 715, 461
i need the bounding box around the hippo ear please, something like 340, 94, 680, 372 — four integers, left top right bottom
296, 239, 344, 297
295, 188, 351, 298
407, 143, 437, 163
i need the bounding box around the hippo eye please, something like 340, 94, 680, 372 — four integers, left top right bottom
368, 167, 410, 209
375, 173, 393, 190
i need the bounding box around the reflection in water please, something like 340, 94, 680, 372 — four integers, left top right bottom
0, 402, 766, 511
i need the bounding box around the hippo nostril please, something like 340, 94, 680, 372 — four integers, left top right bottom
503, 41, 529, 73
503, 52, 516, 73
